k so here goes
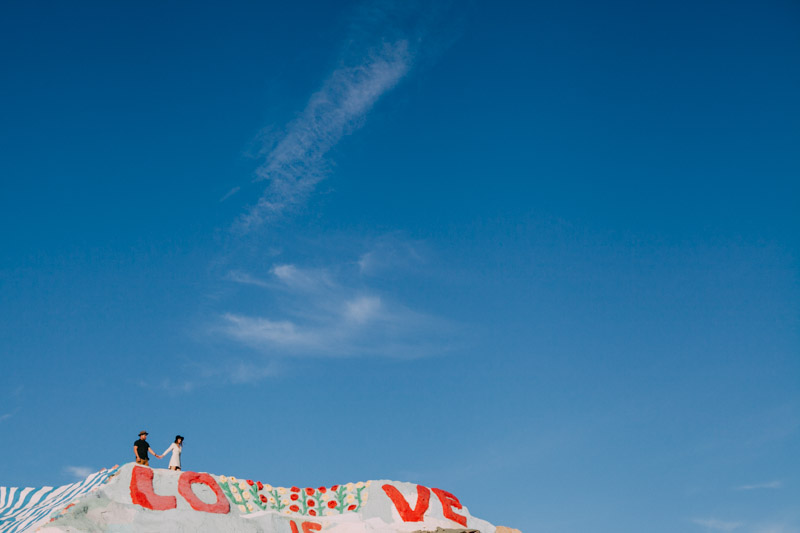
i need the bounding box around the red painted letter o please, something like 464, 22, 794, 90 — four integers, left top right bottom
130, 466, 177, 511
178, 472, 230, 514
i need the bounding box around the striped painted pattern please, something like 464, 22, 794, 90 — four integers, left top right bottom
0, 465, 120, 533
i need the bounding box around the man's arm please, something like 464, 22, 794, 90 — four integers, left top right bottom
133, 444, 139, 460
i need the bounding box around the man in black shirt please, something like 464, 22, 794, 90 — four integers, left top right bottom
133, 431, 161, 466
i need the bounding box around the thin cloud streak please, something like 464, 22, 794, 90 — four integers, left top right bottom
692, 518, 743, 531
237, 40, 411, 232
226, 270, 271, 288
271, 264, 336, 293
220, 186, 241, 202
734, 480, 783, 491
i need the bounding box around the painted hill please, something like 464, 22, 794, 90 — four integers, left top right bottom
0, 463, 519, 533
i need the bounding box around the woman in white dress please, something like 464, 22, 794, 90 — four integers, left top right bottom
162, 435, 184, 471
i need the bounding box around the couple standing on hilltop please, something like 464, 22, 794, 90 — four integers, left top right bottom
133, 431, 183, 470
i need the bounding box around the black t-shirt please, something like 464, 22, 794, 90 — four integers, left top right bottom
134, 439, 150, 459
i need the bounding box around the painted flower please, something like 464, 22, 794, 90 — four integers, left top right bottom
289, 505, 300, 513
348, 504, 357, 511
290, 493, 299, 501
318, 486, 327, 493
244, 491, 252, 500
269, 497, 276, 504
278, 487, 287, 495
238, 505, 246, 513
290, 486, 300, 493
230, 477, 238, 483
355, 482, 364, 489
331, 485, 339, 491
362, 493, 369, 502
283, 509, 292, 515
281, 498, 291, 506
234, 494, 243, 503
247, 480, 254, 486
260, 494, 268, 503
321, 492, 332, 501
346, 483, 354, 490
264, 484, 273, 492
257, 481, 264, 490
220, 475, 228, 483
346, 495, 356, 503
366, 481, 372, 487
309, 509, 317, 516
239, 481, 249, 491
307, 499, 316, 507
305, 487, 315, 496
247, 502, 255, 512
327, 501, 337, 509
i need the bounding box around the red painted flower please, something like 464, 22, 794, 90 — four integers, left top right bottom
260, 494, 267, 503
327, 501, 337, 509
291, 486, 300, 493
331, 485, 339, 491
246, 480, 254, 486
347, 504, 357, 511
305, 487, 315, 496
257, 481, 264, 490
290, 505, 300, 512
290, 493, 299, 501
309, 509, 317, 516
307, 499, 315, 507
317, 486, 327, 493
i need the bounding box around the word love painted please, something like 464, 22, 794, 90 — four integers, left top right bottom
130, 466, 230, 514
382, 484, 467, 527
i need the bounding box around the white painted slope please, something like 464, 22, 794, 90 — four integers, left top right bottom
1, 463, 511, 533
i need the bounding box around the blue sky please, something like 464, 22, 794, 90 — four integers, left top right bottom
1, 1, 798, 532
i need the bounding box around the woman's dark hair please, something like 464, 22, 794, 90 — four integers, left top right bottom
175, 435, 184, 443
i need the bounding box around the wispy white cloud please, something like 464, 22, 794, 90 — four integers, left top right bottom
0, 412, 12, 423
135, 358, 280, 391
358, 234, 427, 276
692, 518, 743, 531
271, 264, 335, 293
751, 524, 800, 533
343, 295, 382, 324
735, 480, 783, 491
236, 40, 411, 232
64, 466, 95, 480
221, 360, 280, 384
220, 186, 241, 202
218, 260, 456, 359
226, 270, 271, 288
135, 377, 196, 394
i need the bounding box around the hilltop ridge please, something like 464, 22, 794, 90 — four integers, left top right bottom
0, 463, 519, 533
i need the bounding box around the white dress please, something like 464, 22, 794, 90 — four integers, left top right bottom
162, 442, 182, 469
